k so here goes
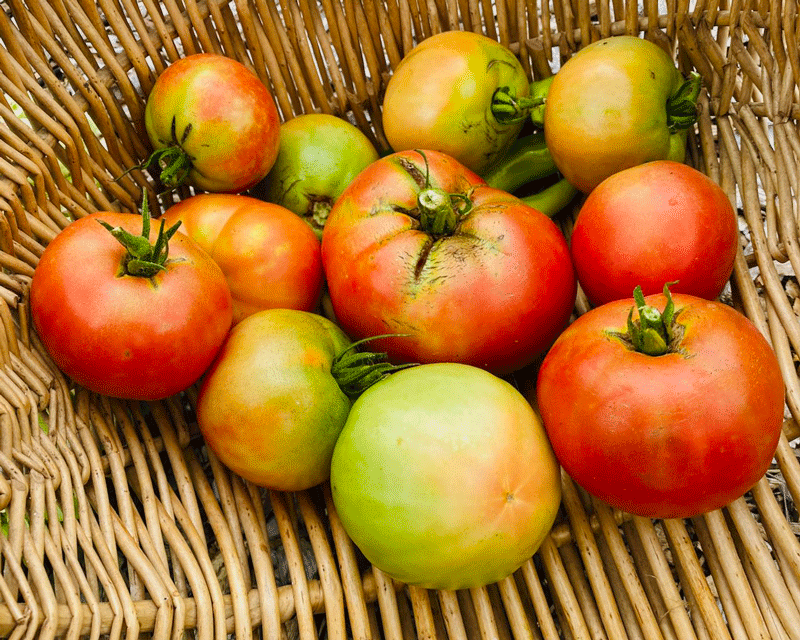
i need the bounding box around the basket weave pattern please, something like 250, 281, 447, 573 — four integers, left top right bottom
1, 0, 799, 638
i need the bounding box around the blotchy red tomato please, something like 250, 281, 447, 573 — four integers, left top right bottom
321, 149, 577, 375
162, 194, 323, 324
30, 211, 233, 400
144, 53, 280, 193
535, 289, 785, 519
570, 160, 739, 306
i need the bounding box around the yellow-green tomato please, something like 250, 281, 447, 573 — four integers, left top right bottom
330, 363, 561, 590
259, 114, 379, 237
196, 309, 353, 491
382, 31, 531, 175
544, 36, 700, 193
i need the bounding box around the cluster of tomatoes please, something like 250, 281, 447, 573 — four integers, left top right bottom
29, 32, 787, 591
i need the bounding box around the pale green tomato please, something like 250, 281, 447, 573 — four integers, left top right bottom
330, 363, 561, 590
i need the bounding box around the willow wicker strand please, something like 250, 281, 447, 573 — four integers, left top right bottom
1, 0, 800, 639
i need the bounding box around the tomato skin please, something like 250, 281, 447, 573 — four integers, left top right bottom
382, 31, 531, 174
30, 212, 233, 401
258, 114, 380, 237
535, 293, 785, 519
570, 161, 739, 306
145, 53, 280, 193
321, 149, 577, 375
330, 363, 561, 590
162, 194, 323, 324
195, 309, 353, 491
544, 36, 689, 193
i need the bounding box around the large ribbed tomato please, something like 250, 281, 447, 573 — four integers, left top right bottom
535, 287, 786, 519
321, 149, 577, 375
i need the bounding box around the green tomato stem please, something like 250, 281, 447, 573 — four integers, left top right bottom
330, 335, 416, 398
626, 283, 678, 356
491, 86, 545, 125
519, 177, 579, 218
417, 187, 461, 236
667, 72, 702, 134
97, 192, 183, 278
528, 75, 554, 129
120, 117, 195, 190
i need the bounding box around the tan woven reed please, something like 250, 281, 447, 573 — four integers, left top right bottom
0, 0, 799, 638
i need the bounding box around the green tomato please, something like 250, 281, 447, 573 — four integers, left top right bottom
259, 114, 379, 237
330, 363, 561, 590
543, 36, 701, 193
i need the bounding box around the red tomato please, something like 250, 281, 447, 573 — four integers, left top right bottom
321, 149, 577, 375
162, 194, 323, 324
570, 161, 739, 306
30, 211, 233, 400
535, 288, 785, 519
144, 53, 280, 193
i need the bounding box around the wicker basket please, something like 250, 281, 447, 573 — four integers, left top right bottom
1, 0, 799, 638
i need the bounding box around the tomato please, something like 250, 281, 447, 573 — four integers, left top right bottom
162, 194, 323, 324
534, 287, 786, 519
321, 149, 577, 375
382, 31, 533, 175
570, 160, 739, 306
544, 36, 701, 193
330, 362, 561, 590
256, 114, 380, 237
30, 207, 233, 401
144, 53, 280, 193
195, 308, 403, 491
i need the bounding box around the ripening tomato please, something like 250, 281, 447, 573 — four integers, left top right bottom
321, 149, 577, 375
330, 362, 561, 590
570, 160, 739, 306
30, 208, 232, 400
535, 286, 785, 519
382, 30, 533, 175
144, 53, 280, 193
162, 194, 323, 324
196, 308, 405, 491
544, 36, 701, 193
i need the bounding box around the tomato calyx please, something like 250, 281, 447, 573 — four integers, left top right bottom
622, 283, 685, 356
412, 151, 473, 237
492, 86, 544, 125
330, 335, 417, 398
131, 116, 195, 191
98, 193, 183, 278
610, 283, 685, 356
666, 72, 702, 134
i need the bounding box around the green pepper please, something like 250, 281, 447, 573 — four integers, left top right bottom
520, 177, 579, 219
481, 131, 557, 193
